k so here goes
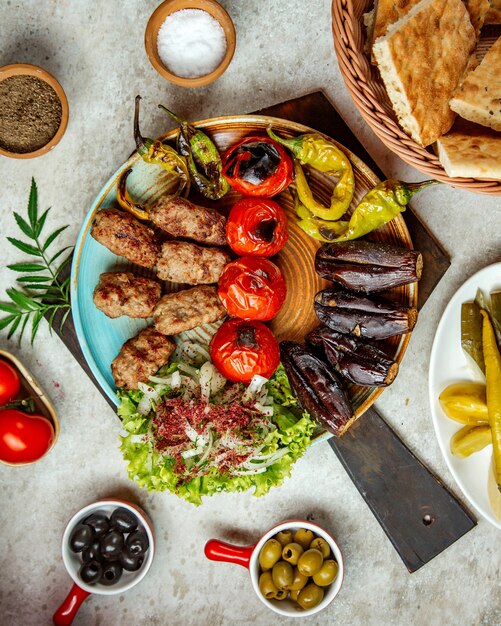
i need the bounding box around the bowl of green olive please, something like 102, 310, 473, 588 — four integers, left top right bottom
204, 520, 343, 617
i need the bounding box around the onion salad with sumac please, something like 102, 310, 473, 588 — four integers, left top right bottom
117, 349, 316, 505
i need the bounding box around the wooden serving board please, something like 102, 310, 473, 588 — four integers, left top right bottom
53, 91, 475, 572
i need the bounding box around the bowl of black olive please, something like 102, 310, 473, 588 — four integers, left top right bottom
53, 499, 155, 625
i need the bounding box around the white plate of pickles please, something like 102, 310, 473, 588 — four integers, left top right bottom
429, 262, 501, 530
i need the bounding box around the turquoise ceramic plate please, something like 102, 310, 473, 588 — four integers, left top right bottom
71, 115, 416, 427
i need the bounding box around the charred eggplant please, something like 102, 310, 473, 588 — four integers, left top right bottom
306, 326, 399, 387
314, 288, 417, 340
280, 341, 354, 437
315, 240, 422, 293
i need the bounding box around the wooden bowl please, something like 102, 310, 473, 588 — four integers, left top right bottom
331, 0, 501, 195
0, 349, 60, 466
144, 0, 236, 87
0, 63, 69, 159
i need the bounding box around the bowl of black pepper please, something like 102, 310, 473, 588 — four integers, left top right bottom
0, 63, 69, 159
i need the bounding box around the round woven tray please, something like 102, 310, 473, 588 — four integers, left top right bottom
332, 0, 501, 195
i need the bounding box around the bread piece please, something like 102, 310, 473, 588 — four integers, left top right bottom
450, 37, 501, 131
370, 0, 421, 62
464, 0, 490, 36
485, 0, 501, 24
373, 0, 476, 147
436, 120, 501, 179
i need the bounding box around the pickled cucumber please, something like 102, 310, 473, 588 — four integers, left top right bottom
439, 382, 488, 425
461, 301, 484, 375
450, 425, 492, 457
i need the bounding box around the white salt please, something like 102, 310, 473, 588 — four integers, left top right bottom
157, 9, 227, 79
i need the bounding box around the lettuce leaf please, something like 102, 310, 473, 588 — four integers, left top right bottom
118, 364, 316, 506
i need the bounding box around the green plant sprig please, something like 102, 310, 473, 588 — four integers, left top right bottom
0, 178, 73, 344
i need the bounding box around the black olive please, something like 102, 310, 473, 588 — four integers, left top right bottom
83, 513, 110, 537
100, 530, 124, 559
110, 507, 139, 533
70, 524, 94, 553
119, 549, 144, 572
82, 539, 102, 564
99, 561, 123, 586
79, 560, 102, 584
125, 530, 149, 556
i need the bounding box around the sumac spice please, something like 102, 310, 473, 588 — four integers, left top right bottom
0, 75, 62, 154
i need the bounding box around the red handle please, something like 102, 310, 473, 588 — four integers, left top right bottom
53, 582, 91, 626
204, 539, 255, 569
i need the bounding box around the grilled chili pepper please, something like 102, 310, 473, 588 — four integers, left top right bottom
481, 309, 501, 492
267, 128, 355, 220
222, 135, 293, 197
289, 188, 349, 241
320, 179, 437, 242
158, 104, 230, 200
134, 95, 190, 196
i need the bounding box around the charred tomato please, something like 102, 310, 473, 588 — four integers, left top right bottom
210, 319, 280, 383
0, 409, 54, 464
0, 359, 21, 406
222, 135, 293, 197
226, 197, 289, 257
218, 257, 286, 321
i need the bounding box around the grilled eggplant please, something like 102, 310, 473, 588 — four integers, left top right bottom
280, 341, 354, 437
315, 240, 422, 293
314, 288, 417, 340
307, 326, 398, 387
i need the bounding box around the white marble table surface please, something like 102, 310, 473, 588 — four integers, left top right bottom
1, 1, 500, 625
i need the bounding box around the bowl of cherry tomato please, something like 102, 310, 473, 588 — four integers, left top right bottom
0, 349, 59, 466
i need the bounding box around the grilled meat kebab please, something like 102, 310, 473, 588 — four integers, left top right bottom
93, 272, 161, 319
111, 326, 176, 389
156, 240, 229, 285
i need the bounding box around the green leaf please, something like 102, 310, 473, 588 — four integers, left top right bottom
27, 178, 38, 229
18, 313, 31, 344
35, 207, 50, 238
6, 288, 41, 310
7, 237, 41, 257
48, 246, 73, 266
47, 307, 59, 331
13, 212, 34, 239
54, 253, 73, 278
7, 262, 46, 273
59, 307, 72, 333
17, 275, 52, 283
0, 315, 17, 330
43, 225, 68, 252
7, 315, 22, 339
30, 309, 45, 343
0, 302, 22, 314
18, 284, 60, 293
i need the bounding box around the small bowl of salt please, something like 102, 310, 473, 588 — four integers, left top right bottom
145, 0, 236, 87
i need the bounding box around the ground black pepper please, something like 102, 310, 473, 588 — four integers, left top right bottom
0, 75, 63, 154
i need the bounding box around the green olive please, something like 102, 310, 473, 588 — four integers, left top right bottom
290, 588, 300, 602
282, 542, 304, 566
275, 530, 293, 546
294, 528, 315, 550
259, 571, 278, 599
259, 539, 283, 571
272, 560, 294, 590
274, 588, 289, 600
313, 559, 339, 587
288, 567, 308, 591
310, 537, 330, 559
297, 548, 324, 577
297, 582, 325, 610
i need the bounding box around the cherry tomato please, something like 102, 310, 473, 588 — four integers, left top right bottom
226, 197, 289, 257
210, 319, 280, 383
222, 135, 293, 197
218, 257, 286, 321
0, 409, 55, 464
0, 359, 21, 406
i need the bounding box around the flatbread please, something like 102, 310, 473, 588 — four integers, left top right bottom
450, 36, 501, 131
436, 120, 501, 179
370, 0, 421, 62
373, 0, 476, 147
464, 0, 491, 36
485, 0, 501, 24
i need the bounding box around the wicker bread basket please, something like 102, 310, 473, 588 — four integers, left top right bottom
332, 0, 501, 195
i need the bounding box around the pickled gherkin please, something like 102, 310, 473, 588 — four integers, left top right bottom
450, 425, 492, 457
461, 301, 484, 375
439, 382, 488, 425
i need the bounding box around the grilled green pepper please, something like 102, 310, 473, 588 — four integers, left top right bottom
134, 96, 190, 196
289, 188, 348, 241
159, 105, 230, 200
267, 128, 355, 220
320, 179, 437, 242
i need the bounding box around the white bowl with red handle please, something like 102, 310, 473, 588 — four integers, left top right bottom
205, 519, 344, 617
53, 498, 155, 626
